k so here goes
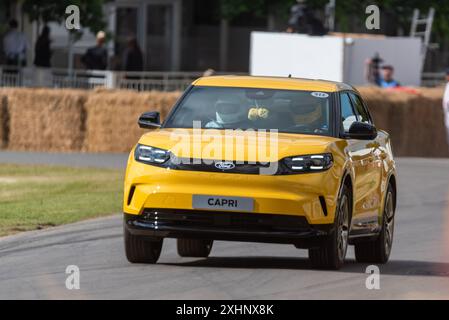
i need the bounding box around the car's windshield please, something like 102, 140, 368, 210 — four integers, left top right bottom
164, 86, 332, 135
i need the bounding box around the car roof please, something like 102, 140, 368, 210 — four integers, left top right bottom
192, 75, 354, 92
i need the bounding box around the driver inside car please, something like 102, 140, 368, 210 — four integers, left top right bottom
289, 100, 328, 134
205, 97, 251, 129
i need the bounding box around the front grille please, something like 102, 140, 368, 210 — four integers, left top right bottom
170, 160, 273, 174
149, 156, 294, 175
141, 208, 309, 232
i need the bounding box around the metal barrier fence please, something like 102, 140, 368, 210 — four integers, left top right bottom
52, 69, 110, 89
0, 67, 23, 87
0, 66, 207, 91
116, 71, 204, 91
0, 66, 445, 90
421, 72, 445, 87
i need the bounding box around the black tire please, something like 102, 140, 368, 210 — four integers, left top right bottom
124, 226, 163, 264
177, 238, 213, 258
308, 184, 351, 270
355, 184, 395, 264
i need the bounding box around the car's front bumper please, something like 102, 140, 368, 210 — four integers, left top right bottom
124, 159, 343, 225
124, 210, 333, 247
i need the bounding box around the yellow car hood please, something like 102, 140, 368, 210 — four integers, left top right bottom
137, 128, 339, 162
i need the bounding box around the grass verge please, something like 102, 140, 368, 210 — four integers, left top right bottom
0, 164, 124, 236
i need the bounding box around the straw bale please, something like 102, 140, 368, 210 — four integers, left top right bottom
357, 86, 449, 157
83, 89, 181, 152
6, 88, 87, 152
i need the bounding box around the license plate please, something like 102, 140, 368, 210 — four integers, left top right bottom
192, 195, 254, 212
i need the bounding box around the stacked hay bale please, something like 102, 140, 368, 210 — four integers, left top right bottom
5, 88, 87, 152
358, 86, 449, 157
0, 86, 448, 157
83, 89, 181, 153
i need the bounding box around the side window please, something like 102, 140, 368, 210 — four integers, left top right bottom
340, 93, 357, 132
349, 93, 371, 124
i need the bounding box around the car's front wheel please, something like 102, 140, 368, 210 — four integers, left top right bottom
124, 226, 163, 264
177, 238, 213, 258
354, 184, 395, 263
308, 184, 351, 270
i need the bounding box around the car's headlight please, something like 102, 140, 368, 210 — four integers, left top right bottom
134, 144, 170, 164
283, 153, 333, 173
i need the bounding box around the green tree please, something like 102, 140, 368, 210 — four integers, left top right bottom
220, 0, 294, 20
219, 0, 449, 37
22, 0, 108, 38
21, 0, 110, 70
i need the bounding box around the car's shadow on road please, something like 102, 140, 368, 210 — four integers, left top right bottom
161, 257, 449, 277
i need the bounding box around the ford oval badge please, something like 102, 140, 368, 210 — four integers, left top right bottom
214, 161, 235, 170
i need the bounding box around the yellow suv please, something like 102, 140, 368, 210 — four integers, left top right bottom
123, 76, 397, 269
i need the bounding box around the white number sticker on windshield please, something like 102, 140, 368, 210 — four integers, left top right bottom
311, 92, 329, 98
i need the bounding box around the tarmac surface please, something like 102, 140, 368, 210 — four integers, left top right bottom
0, 153, 449, 299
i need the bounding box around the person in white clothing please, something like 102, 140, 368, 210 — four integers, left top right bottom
3, 19, 27, 67
443, 69, 449, 146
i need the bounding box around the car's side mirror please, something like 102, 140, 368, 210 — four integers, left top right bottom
138, 112, 161, 129
346, 121, 377, 140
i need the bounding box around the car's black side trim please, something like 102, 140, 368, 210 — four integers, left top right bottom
319, 196, 328, 216
127, 185, 136, 206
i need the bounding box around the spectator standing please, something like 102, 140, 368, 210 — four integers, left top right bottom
365, 53, 383, 84
286, 0, 326, 36
202, 68, 216, 77
287, 0, 308, 33
81, 31, 108, 70
3, 19, 27, 67
34, 25, 52, 68
443, 69, 449, 146
373, 65, 400, 88
366, 63, 401, 88
122, 37, 143, 72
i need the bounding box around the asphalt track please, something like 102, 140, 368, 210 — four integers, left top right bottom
1, 152, 449, 299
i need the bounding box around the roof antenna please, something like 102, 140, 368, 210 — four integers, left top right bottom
288, 74, 292, 78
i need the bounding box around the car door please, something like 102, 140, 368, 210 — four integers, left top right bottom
339, 92, 378, 233
349, 92, 387, 225
349, 92, 384, 227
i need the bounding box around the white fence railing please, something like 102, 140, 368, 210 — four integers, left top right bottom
0, 66, 209, 91
421, 72, 445, 87
0, 66, 444, 90
0, 67, 22, 87
115, 71, 204, 91
51, 69, 111, 89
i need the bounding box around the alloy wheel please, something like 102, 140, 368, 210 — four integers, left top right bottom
337, 194, 350, 261
383, 191, 395, 256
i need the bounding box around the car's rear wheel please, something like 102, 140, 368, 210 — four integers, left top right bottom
124, 226, 163, 264
354, 184, 395, 264
308, 184, 350, 270
177, 238, 213, 258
